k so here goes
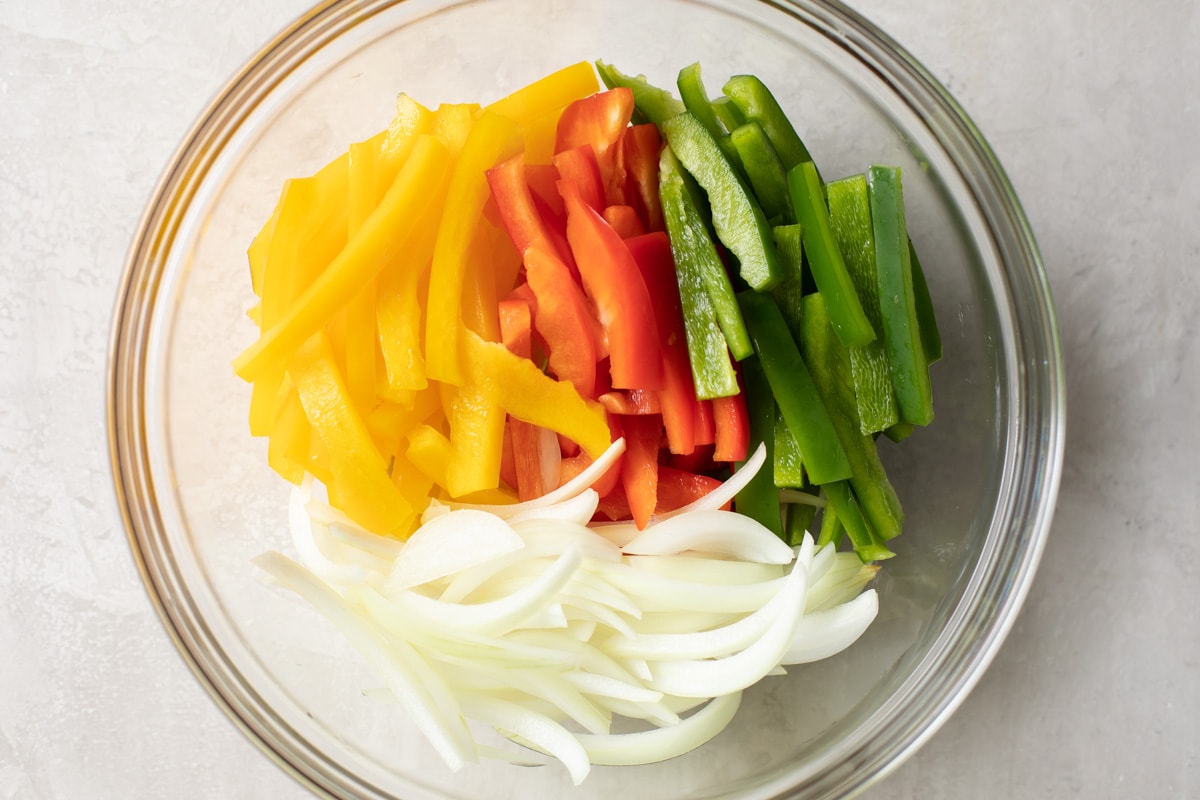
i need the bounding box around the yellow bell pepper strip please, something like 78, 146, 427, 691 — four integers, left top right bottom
343, 136, 381, 413
378, 93, 433, 181
248, 160, 349, 436
233, 133, 453, 384
485, 61, 600, 126
289, 330, 417, 536
445, 385, 508, 498
247, 190, 282, 298
424, 110, 524, 385
460, 328, 611, 459
460, 222, 502, 343
265, 379, 309, 485
374, 170, 448, 398
431, 103, 479, 156
405, 424, 455, 488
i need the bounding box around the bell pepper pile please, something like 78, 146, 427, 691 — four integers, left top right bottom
234, 60, 940, 559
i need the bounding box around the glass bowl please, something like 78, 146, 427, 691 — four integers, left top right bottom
107, 0, 1065, 797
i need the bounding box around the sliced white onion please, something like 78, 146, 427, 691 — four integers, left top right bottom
460, 693, 592, 785
781, 588, 879, 665
383, 547, 581, 636
253, 552, 475, 769
288, 486, 369, 586
508, 489, 599, 527
621, 509, 795, 564
384, 509, 525, 593
647, 554, 809, 698
596, 563, 786, 613
576, 693, 742, 766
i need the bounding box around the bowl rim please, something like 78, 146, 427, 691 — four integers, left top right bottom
106, 0, 1066, 797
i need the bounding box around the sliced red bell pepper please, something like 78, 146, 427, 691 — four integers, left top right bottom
620, 123, 665, 232
498, 294, 533, 360
555, 87, 635, 194
620, 413, 662, 529
712, 391, 750, 462
668, 443, 716, 476
558, 412, 623, 498
694, 398, 717, 446
561, 180, 663, 391
525, 163, 565, 218
487, 154, 577, 275
594, 464, 726, 522
523, 244, 599, 399
554, 145, 607, 213
499, 420, 518, 491
599, 389, 661, 416
602, 204, 647, 239
657, 465, 728, 511
625, 231, 698, 455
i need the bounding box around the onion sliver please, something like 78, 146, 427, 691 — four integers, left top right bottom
254, 552, 475, 769
385, 509, 525, 592
460, 693, 592, 785
385, 547, 582, 636
781, 588, 879, 665
621, 509, 794, 564
576, 693, 742, 766
596, 563, 786, 613
508, 489, 600, 527
647, 554, 809, 698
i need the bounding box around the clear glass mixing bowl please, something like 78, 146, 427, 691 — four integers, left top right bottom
107, 0, 1065, 797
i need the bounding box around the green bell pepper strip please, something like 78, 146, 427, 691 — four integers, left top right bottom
722, 74, 816, 173
730, 120, 792, 223
677, 62, 740, 167
882, 421, 914, 443
826, 173, 898, 434
711, 96, 745, 132
817, 502, 843, 548
867, 166, 934, 426
733, 355, 784, 539
662, 112, 785, 291
799, 292, 903, 540
773, 406, 806, 487
659, 148, 741, 399
660, 146, 753, 367
788, 161, 876, 347
595, 61, 685, 127
769, 223, 807, 340
737, 290, 851, 485
823, 479, 895, 562
784, 501, 817, 547
908, 239, 943, 364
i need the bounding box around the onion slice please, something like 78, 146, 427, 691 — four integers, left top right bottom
576, 693, 743, 766
621, 509, 795, 564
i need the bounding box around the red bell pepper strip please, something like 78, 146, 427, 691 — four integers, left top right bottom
554, 145, 607, 213
620, 123, 665, 232
555, 87, 635, 194
498, 294, 533, 360
525, 163, 565, 218
599, 390, 660, 416
523, 244, 599, 399
619, 413, 662, 529
487, 155, 577, 275
694, 398, 716, 447
712, 391, 750, 462
625, 231, 698, 455
657, 465, 728, 511
602, 204, 647, 239
558, 413, 624, 498
561, 180, 664, 391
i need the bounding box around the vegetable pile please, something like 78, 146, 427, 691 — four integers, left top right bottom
234, 59, 940, 781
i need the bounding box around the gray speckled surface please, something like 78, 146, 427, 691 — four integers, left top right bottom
2, 0, 1196, 797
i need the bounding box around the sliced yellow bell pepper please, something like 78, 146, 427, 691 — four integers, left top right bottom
424, 110, 524, 384
289, 331, 417, 537
445, 384, 507, 498
234, 133, 453, 383
460, 328, 611, 459
485, 61, 599, 126
342, 135, 381, 412
378, 93, 433, 182
405, 424, 454, 488
431, 103, 479, 156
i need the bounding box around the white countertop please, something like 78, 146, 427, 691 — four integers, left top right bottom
3, 0, 1196, 797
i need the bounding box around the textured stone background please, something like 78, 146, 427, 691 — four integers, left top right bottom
1, 0, 1196, 797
